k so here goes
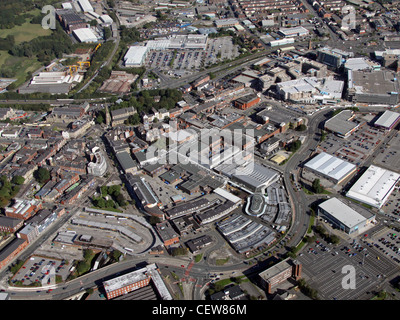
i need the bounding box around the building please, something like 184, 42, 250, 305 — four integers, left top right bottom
210, 284, 246, 300
87, 148, 108, 176
0, 238, 28, 270
78, 0, 94, 12
276, 77, 343, 103
374, 110, 400, 131
234, 94, 260, 110
346, 165, 400, 209
155, 220, 180, 247
324, 110, 361, 138
110, 107, 137, 126
0, 216, 24, 233
245, 193, 269, 217
317, 197, 375, 234
73, 28, 99, 43
304, 152, 357, 184
4, 199, 42, 221
125, 174, 159, 209
57, 11, 87, 33
347, 70, 400, 105
278, 26, 309, 37
102, 263, 172, 300
269, 38, 295, 47
317, 47, 353, 69
115, 151, 137, 174
124, 46, 148, 67
258, 258, 302, 294
216, 162, 280, 193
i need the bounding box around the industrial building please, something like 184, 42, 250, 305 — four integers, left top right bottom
278, 26, 309, 37
318, 197, 375, 234
72, 28, 99, 43
123, 46, 148, 67
346, 70, 399, 105
268, 38, 295, 47
373, 110, 400, 130
303, 152, 357, 184
346, 165, 400, 209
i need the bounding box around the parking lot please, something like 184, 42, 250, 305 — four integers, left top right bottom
297, 236, 399, 300
11, 255, 70, 288
317, 124, 386, 165
368, 227, 400, 264
144, 37, 240, 77
373, 131, 400, 172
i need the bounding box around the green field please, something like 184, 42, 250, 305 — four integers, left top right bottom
0, 9, 51, 44
0, 9, 51, 88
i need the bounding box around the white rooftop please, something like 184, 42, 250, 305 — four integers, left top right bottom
374, 110, 400, 129
346, 165, 400, 208
73, 28, 98, 43
304, 152, 356, 182
124, 46, 148, 66
319, 197, 368, 229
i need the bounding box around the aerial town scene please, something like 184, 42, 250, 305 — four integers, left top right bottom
0, 0, 400, 307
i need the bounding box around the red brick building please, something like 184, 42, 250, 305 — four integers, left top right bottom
5, 199, 42, 221
234, 94, 261, 110
258, 258, 302, 294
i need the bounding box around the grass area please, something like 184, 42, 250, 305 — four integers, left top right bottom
215, 257, 230, 266
0, 9, 51, 87
194, 253, 203, 263
0, 23, 51, 45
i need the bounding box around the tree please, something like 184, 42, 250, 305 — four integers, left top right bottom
34, 167, 50, 184
312, 178, 324, 194
11, 175, 25, 185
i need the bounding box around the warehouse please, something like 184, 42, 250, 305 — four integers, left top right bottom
78, 0, 94, 12
124, 46, 148, 67
317, 197, 375, 234
373, 110, 400, 130
73, 28, 99, 43
346, 165, 400, 209
304, 152, 357, 184
278, 26, 309, 37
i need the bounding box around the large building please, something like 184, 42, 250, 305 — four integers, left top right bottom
258, 258, 302, 294
124, 46, 148, 67
72, 28, 99, 43
346, 70, 399, 105
318, 197, 375, 234
233, 94, 261, 110
373, 110, 400, 130
304, 152, 357, 184
276, 77, 343, 103
317, 47, 353, 69
102, 263, 172, 300
346, 165, 400, 209
278, 26, 309, 37
324, 110, 361, 138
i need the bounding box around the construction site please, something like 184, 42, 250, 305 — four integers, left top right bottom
18, 44, 101, 94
